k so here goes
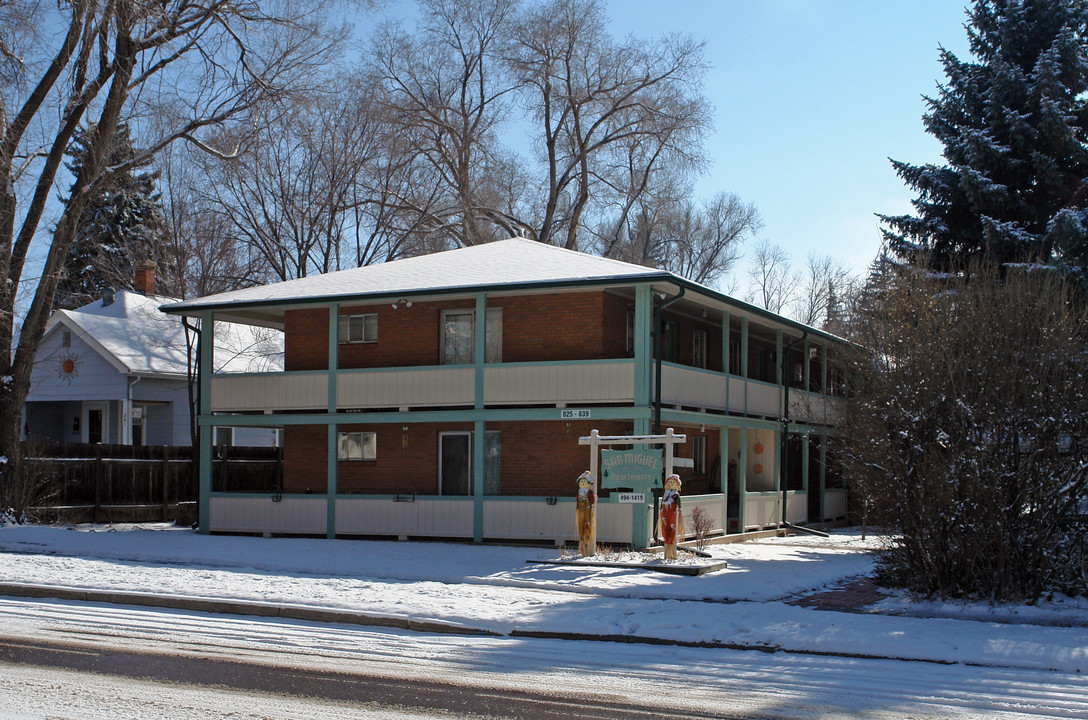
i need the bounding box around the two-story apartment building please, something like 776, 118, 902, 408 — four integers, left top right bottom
163, 238, 846, 547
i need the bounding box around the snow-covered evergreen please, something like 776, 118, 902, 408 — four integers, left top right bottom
55, 124, 171, 310
881, 0, 1088, 274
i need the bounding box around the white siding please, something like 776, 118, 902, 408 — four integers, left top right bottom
209, 496, 325, 534
824, 489, 847, 520
336, 497, 474, 537
485, 362, 634, 405
659, 366, 726, 409
676, 494, 727, 536
211, 373, 326, 412
747, 382, 781, 417
786, 491, 807, 524
483, 499, 577, 541
744, 493, 780, 530
27, 329, 126, 402
338, 368, 474, 408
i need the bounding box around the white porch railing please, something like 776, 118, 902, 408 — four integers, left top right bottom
484, 361, 634, 406
211, 372, 326, 412
209, 496, 326, 534
824, 489, 847, 520
336, 497, 474, 537
673, 493, 727, 537
482, 499, 633, 544
338, 367, 474, 408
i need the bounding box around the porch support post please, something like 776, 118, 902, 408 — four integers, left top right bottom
633, 284, 652, 409
740, 317, 749, 414
819, 435, 827, 522
738, 427, 748, 533
775, 330, 783, 386
197, 311, 214, 534
803, 337, 811, 392
722, 310, 731, 411
802, 433, 810, 492
473, 293, 486, 542
327, 304, 339, 539
720, 423, 730, 531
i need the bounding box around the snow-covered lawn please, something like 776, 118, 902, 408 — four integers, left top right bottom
0, 523, 1085, 675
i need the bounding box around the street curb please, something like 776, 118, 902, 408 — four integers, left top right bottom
0, 583, 499, 638
0, 582, 1050, 671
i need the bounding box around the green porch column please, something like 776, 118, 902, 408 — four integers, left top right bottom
737, 427, 748, 533
740, 317, 749, 414
633, 284, 652, 408
803, 337, 811, 392
631, 286, 655, 549
775, 330, 783, 386
198, 311, 214, 534
327, 304, 339, 539
722, 310, 731, 411
719, 423, 730, 531
819, 435, 827, 523
473, 293, 487, 542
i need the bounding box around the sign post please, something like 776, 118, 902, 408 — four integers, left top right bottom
579, 428, 687, 549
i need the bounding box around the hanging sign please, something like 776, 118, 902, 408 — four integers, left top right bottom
600, 449, 663, 490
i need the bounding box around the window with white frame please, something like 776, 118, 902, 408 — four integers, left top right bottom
693, 435, 706, 475
441, 308, 502, 364
338, 314, 378, 344
337, 431, 377, 461
693, 329, 707, 369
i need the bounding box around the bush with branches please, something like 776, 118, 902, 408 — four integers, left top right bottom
843, 264, 1088, 601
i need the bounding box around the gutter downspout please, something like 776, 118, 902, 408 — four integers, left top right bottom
126, 375, 142, 445
652, 286, 685, 543
780, 330, 829, 538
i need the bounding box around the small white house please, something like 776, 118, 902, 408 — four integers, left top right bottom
24, 283, 283, 447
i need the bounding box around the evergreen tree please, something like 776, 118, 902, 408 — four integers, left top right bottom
55, 124, 170, 309
881, 0, 1088, 274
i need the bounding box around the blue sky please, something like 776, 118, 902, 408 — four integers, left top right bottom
605, 1, 973, 281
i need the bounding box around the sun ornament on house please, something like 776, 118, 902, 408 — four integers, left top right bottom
56, 351, 82, 385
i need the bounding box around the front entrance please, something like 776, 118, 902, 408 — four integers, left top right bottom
83, 402, 108, 444
439, 432, 472, 495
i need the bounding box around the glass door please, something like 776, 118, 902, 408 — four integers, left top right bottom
439, 432, 471, 495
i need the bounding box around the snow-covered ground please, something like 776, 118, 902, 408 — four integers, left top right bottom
0, 523, 1085, 674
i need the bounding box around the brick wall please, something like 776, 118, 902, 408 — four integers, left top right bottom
279, 419, 728, 498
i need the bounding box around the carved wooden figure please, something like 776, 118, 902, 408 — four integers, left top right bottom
576, 470, 597, 556
658, 474, 685, 560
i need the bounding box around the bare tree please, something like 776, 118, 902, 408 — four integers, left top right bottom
510, 0, 710, 249
793, 254, 854, 328
0, 0, 343, 511
601, 192, 758, 287
368, 0, 522, 248
745, 240, 799, 315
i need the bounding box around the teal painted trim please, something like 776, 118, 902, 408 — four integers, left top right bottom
215, 369, 328, 379
801, 434, 810, 492
337, 364, 459, 374
774, 424, 782, 493
722, 310, 730, 375
740, 317, 749, 415
720, 425, 730, 528
327, 423, 337, 539
634, 284, 652, 407
199, 405, 650, 427
328, 304, 339, 413
474, 293, 486, 410
630, 415, 652, 550
737, 427, 747, 532
473, 420, 484, 542
210, 492, 322, 499
775, 330, 783, 386
657, 408, 782, 431
198, 311, 214, 534
332, 494, 572, 502
747, 490, 783, 497
660, 360, 725, 378
198, 425, 212, 533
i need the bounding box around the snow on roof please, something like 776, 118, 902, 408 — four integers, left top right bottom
51, 291, 283, 377
161, 238, 670, 314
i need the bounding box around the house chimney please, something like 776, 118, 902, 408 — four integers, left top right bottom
134, 259, 157, 295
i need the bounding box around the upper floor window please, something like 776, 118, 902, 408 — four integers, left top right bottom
441, 308, 501, 364
338, 314, 377, 344
692, 329, 707, 369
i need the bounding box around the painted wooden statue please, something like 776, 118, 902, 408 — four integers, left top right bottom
659, 474, 685, 559
576, 470, 597, 556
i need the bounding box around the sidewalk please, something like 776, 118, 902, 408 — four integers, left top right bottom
0, 523, 1084, 674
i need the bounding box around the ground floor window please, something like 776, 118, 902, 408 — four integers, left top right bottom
338, 431, 377, 461
439, 431, 501, 495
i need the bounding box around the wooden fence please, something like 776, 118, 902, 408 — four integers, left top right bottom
24, 442, 282, 524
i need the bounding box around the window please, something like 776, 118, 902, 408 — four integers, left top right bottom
626, 308, 635, 354
337, 431, 377, 461
214, 426, 233, 447
661, 319, 679, 363
729, 337, 741, 375
693, 435, 706, 475
693, 329, 707, 369
338, 314, 377, 344
439, 431, 501, 495
441, 308, 502, 364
